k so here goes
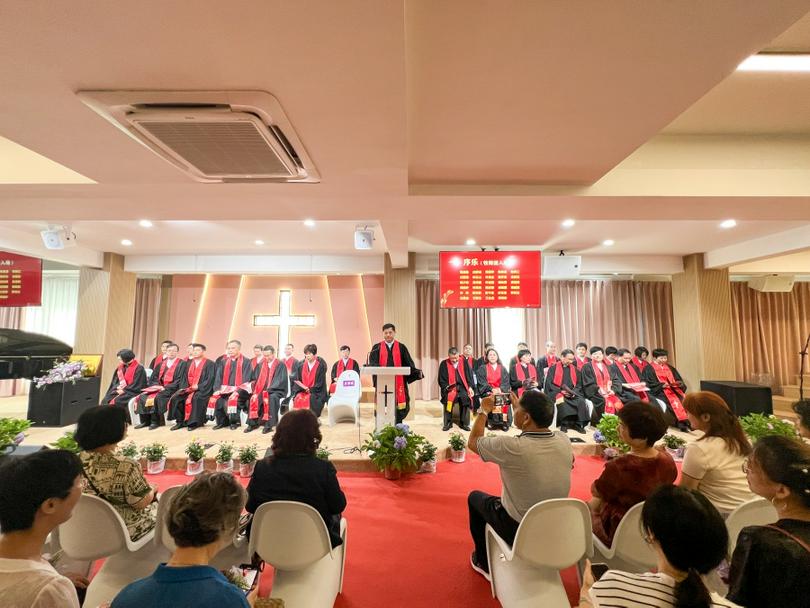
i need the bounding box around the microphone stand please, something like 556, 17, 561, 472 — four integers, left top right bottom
800, 333, 810, 402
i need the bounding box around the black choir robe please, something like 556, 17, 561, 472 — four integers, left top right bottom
536, 355, 558, 377
248, 357, 289, 428
580, 361, 618, 425
101, 362, 147, 407
330, 358, 361, 385
438, 358, 474, 427
473, 356, 488, 372
280, 357, 300, 406
630, 357, 649, 378
611, 362, 648, 404
475, 363, 511, 396
170, 358, 217, 427
147, 355, 164, 373
291, 356, 329, 417
508, 355, 536, 378
642, 363, 687, 426
367, 341, 418, 423
211, 355, 253, 425
136, 357, 186, 418
543, 363, 589, 427
510, 361, 543, 395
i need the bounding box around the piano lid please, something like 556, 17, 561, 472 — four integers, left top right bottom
0, 328, 72, 358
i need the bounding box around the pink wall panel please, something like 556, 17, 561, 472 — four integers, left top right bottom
362, 274, 385, 344
168, 275, 205, 349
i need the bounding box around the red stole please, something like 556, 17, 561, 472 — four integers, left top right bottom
592, 362, 623, 413
651, 362, 687, 421
284, 357, 298, 373
152, 354, 164, 368
575, 356, 589, 371
109, 360, 139, 404
138, 358, 179, 410
207, 355, 246, 416
330, 358, 357, 394
485, 363, 504, 392
378, 341, 407, 409
249, 357, 279, 421
184, 358, 207, 419
250, 356, 264, 372
632, 356, 649, 372
552, 362, 577, 388
514, 363, 537, 397
445, 360, 470, 411
294, 359, 320, 410
615, 363, 649, 402
545, 354, 557, 368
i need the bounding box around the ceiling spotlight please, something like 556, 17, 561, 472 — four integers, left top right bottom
138, 219, 153, 228
737, 54, 810, 72
304, 219, 316, 227
562, 219, 576, 228
120, 239, 133, 246
465, 238, 476, 246
720, 219, 737, 229
254, 239, 265, 246
602, 239, 615, 247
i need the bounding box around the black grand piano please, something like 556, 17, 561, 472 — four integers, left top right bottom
0, 328, 100, 426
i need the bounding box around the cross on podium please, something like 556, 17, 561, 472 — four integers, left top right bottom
252, 290, 316, 352
381, 385, 393, 413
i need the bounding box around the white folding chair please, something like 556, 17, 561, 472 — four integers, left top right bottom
127, 397, 141, 426
249, 501, 347, 608
592, 501, 657, 572
328, 370, 362, 426
655, 398, 668, 414
486, 498, 592, 608
725, 497, 778, 557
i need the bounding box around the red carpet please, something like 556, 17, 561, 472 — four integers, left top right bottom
148, 454, 606, 607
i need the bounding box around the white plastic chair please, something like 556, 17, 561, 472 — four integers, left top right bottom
328, 370, 362, 426
127, 397, 141, 426
592, 501, 657, 572
249, 501, 347, 608
655, 398, 668, 414
485, 498, 592, 608
725, 497, 778, 557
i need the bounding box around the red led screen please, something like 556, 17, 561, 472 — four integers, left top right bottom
0, 251, 42, 307
439, 251, 541, 308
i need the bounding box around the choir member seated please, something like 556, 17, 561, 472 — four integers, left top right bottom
582, 485, 737, 607
611, 348, 651, 404
101, 349, 147, 413
474, 342, 495, 372
169, 343, 216, 431
462, 344, 480, 413
280, 343, 299, 414
329, 345, 360, 396
507, 341, 532, 377
581, 346, 622, 426
536, 340, 558, 376
630, 345, 650, 376
467, 391, 573, 578
728, 436, 810, 608
543, 349, 589, 434
244, 345, 288, 435
509, 348, 542, 399
75, 406, 158, 541
438, 347, 474, 431
249, 343, 264, 374
0, 450, 84, 608
642, 348, 690, 431
475, 347, 512, 431
134, 342, 185, 430
209, 340, 252, 431
589, 401, 676, 545
147, 340, 172, 373
794, 399, 810, 439
246, 410, 347, 548
112, 472, 254, 608
291, 343, 329, 417
604, 346, 618, 366
574, 342, 590, 371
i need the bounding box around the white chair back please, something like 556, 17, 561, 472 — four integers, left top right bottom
512, 498, 592, 569
248, 501, 333, 571
610, 501, 656, 569
332, 370, 361, 402
726, 497, 778, 554
128, 397, 141, 426
58, 494, 130, 560
154, 485, 184, 552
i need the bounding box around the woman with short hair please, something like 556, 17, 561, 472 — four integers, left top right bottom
793, 399, 810, 439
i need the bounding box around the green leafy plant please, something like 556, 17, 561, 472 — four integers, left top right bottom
316, 446, 331, 461
448, 432, 466, 451
361, 423, 426, 472
117, 440, 140, 460
0, 418, 31, 449
419, 442, 437, 463
740, 413, 798, 443
593, 414, 630, 453
50, 431, 81, 453
662, 434, 687, 449
216, 442, 235, 464
141, 442, 168, 462
237, 444, 258, 465
185, 438, 205, 462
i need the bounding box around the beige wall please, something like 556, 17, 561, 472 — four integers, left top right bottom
384, 253, 416, 351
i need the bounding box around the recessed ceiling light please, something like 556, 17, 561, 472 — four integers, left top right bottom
562, 219, 576, 228
465, 238, 476, 246
720, 219, 737, 229
303, 219, 316, 227
138, 219, 153, 228
254, 239, 265, 246
602, 239, 615, 247
120, 239, 133, 246
737, 54, 810, 72
613, 272, 620, 276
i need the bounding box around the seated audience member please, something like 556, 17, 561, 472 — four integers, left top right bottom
75, 406, 158, 541
467, 391, 573, 577
246, 409, 346, 548
101, 348, 147, 410
794, 399, 810, 439
642, 348, 690, 431
727, 436, 810, 608
679, 392, 754, 515
589, 401, 677, 545
581, 485, 737, 607
112, 472, 253, 608
0, 450, 83, 608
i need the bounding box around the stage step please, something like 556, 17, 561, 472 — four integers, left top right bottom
772, 395, 797, 418
781, 384, 808, 400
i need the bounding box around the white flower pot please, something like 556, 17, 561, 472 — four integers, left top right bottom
238, 461, 256, 477
146, 458, 166, 475
186, 458, 205, 476
216, 459, 234, 473
450, 449, 466, 463
419, 459, 437, 473
666, 446, 685, 461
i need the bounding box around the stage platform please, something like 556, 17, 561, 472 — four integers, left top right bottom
1, 395, 698, 471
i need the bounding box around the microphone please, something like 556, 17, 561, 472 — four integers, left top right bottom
800, 333, 810, 402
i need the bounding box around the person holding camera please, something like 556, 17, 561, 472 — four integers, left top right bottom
466, 391, 573, 578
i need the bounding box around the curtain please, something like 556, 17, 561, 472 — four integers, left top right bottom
415, 280, 491, 400
524, 280, 676, 361
731, 282, 810, 392
23, 271, 80, 346
0, 307, 26, 397
132, 278, 162, 363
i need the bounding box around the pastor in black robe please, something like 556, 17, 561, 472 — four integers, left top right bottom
367, 340, 418, 423
101, 361, 147, 409
437, 358, 474, 430
543, 362, 589, 431
135, 357, 186, 428
211, 355, 253, 428
169, 358, 217, 429
641, 363, 688, 427
291, 356, 329, 417
245, 357, 289, 431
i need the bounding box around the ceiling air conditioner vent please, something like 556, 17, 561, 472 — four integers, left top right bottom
77, 91, 319, 183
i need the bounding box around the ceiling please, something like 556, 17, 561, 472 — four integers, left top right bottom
1, 1, 810, 273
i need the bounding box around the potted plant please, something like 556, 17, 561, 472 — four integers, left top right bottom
117, 440, 140, 461
237, 444, 259, 477
662, 434, 687, 460
593, 414, 630, 460
0, 418, 31, 455
185, 438, 206, 476
316, 446, 331, 461
448, 432, 467, 463
141, 442, 168, 474
49, 431, 81, 454
418, 441, 438, 473
361, 423, 425, 480
740, 413, 799, 443
215, 442, 235, 473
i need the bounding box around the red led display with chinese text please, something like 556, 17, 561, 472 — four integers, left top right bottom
439, 251, 541, 308
0, 251, 42, 307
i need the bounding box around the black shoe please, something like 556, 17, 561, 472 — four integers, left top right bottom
229, 424, 239, 431
502, 424, 509, 432
134, 422, 149, 429
148, 423, 159, 430
187, 424, 199, 431
574, 423, 587, 434
244, 425, 256, 433
262, 425, 274, 434
470, 551, 490, 581
442, 423, 452, 431
460, 424, 471, 431
213, 423, 226, 430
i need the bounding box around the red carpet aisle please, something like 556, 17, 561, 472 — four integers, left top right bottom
150, 454, 607, 607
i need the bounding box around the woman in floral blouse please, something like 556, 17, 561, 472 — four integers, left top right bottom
74, 406, 158, 541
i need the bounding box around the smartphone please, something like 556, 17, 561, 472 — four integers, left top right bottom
235, 564, 260, 595
591, 562, 610, 581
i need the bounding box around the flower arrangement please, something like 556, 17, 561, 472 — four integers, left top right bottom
740, 413, 799, 443
237, 444, 259, 466
0, 418, 31, 451
50, 431, 81, 453
448, 432, 466, 451
34, 360, 88, 389
361, 423, 426, 473
185, 438, 205, 462
593, 414, 630, 457
117, 441, 140, 460
216, 442, 235, 464
141, 442, 168, 462
662, 434, 687, 450
316, 446, 331, 461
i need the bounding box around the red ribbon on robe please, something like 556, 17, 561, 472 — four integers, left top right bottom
207, 355, 246, 417
514, 362, 537, 397
284, 357, 298, 373
632, 356, 649, 373
545, 354, 557, 368
379, 341, 407, 409
293, 358, 320, 410
184, 358, 207, 420
575, 356, 589, 371
249, 358, 279, 421
552, 362, 578, 388
592, 362, 623, 414
137, 358, 180, 411
485, 363, 509, 415
445, 360, 470, 411
615, 363, 649, 402
330, 358, 357, 394
651, 361, 687, 421
109, 360, 139, 404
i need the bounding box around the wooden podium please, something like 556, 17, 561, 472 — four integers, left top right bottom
361, 366, 410, 432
